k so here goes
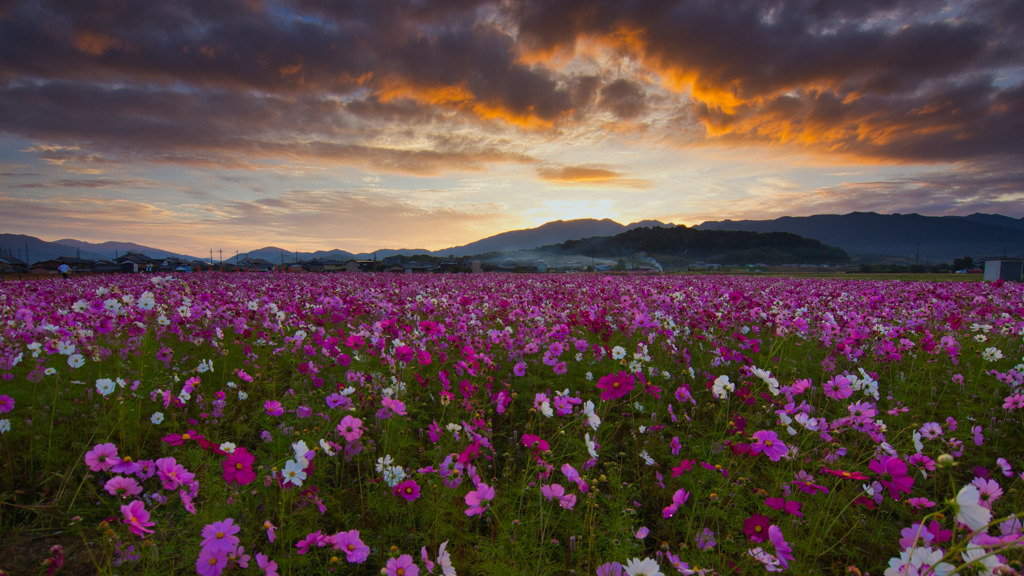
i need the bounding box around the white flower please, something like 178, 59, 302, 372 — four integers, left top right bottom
238, 391, 248, 400
982, 347, 1003, 362
150, 412, 164, 425
712, 375, 734, 399
102, 298, 122, 315
44, 367, 57, 376
292, 440, 310, 459
219, 442, 237, 454
583, 400, 601, 430
383, 465, 406, 487
539, 401, 553, 418
319, 438, 336, 457
956, 484, 992, 532
197, 359, 214, 373
282, 459, 306, 487
0, 419, 11, 434
67, 354, 84, 369
95, 378, 116, 397
624, 557, 664, 576
639, 450, 655, 466
612, 346, 627, 360
585, 433, 598, 459
376, 455, 393, 473
446, 423, 463, 434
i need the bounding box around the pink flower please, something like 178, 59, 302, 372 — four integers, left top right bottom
84, 442, 119, 472
823, 375, 853, 400
662, 488, 690, 518
295, 530, 325, 555
0, 394, 14, 413
104, 476, 142, 498
386, 554, 419, 576
120, 500, 155, 536
333, 529, 370, 563
382, 397, 407, 416
200, 518, 241, 554
264, 400, 284, 417
155, 457, 194, 490
750, 430, 788, 462
596, 371, 635, 401
337, 415, 363, 441
256, 553, 279, 576
464, 482, 495, 516
222, 447, 256, 485
196, 547, 228, 576
263, 520, 277, 543
541, 483, 577, 509
768, 525, 794, 568
1003, 393, 1024, 410
394, 479, 421, 502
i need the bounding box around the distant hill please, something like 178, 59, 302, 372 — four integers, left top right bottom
0, 234, 200, 264
438, 218, 671, 257
696, 212, 1024, 262
539, 225, 850, 266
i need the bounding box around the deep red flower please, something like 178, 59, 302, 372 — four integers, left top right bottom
869, 456, 915, 500
742, 513, 771, 543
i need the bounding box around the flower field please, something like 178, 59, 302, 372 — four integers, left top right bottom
1, 272, 1022, 575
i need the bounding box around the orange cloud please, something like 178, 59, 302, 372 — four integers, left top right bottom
72, 30, 121, 56
537, 165, 649, 188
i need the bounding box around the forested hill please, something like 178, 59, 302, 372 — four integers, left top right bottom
540, 225, 851, 265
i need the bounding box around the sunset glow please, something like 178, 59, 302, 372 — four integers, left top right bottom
1, 0, 1022, 255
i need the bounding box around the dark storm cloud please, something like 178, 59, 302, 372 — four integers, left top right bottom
511, 0, 1024, 161
0, 0, 1022, 165
599, 79, 647, 119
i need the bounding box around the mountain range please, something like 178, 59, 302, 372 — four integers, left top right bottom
695, 212, 1024, 263
3, 212, 1023, 266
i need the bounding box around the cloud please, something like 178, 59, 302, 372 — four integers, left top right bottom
536, 164, 650, 189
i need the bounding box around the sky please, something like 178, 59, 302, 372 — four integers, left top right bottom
1, 0, 1023, 256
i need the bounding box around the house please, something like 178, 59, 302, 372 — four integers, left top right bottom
238, 257, 276, 272
983, 258, 1023, 282
115, 252, 160, 273
0, 255, 28, 273
344, 259, 377, 272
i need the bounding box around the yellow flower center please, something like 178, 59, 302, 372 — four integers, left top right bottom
183, 434, 191, 440
236, 463, 244, 470
347, 544, 355, 551
217, 531, 224, 538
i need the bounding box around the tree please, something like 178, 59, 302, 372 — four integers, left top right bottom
952, 256, 974, 271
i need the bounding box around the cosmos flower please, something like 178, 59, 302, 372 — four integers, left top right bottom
120, 500, 155, 536
464, 483, 495, 516
596, 371, 635, 401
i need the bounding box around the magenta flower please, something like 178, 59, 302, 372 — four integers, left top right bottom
120, 500, 155, 536
337, 415, 363, 441
162, 430, 202, 446
200, 518, 241, 554
386, 554, 419, 576
196, 547, 228, 576
84, 442, 119, 472
869, 455, 915, 500
0, 394, 14, 413
333, 529, 370, 563
394, 479, 421, 502
295, 530, 325, 554
765, 497, 803, 518
750, 430, 788, 462
263, 520, 277, 543
104, 476, 142, 498
222, 446, 256, 486
464, 482, 495, 516
264, 399, 284, 417
596, 371, 635, 401
662, 488, 690, 518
